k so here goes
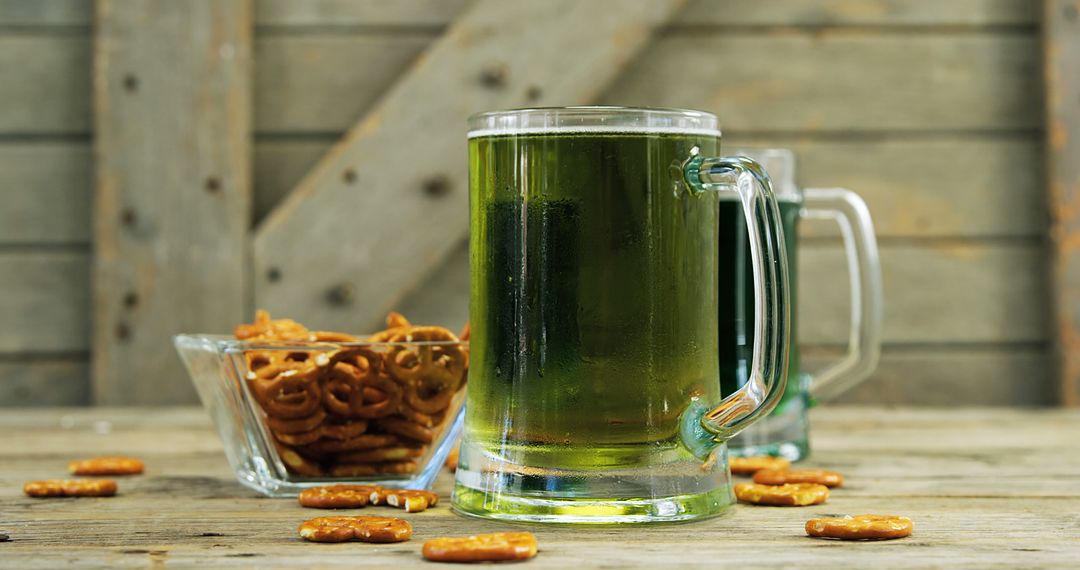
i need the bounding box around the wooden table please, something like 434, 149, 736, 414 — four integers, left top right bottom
2, 407, 1078, 568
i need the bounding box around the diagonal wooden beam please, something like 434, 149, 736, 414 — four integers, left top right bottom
93, 0, 252, 404
254, 0, 686, 332
1045, 0, 1080, 406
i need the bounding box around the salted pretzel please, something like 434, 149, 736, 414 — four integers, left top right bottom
265, 408, 326, 435
385, 328, 466, 414
323, 362, 402, 419
249, 362, 323, 419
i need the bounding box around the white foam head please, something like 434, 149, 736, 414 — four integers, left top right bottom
468, 106, 721, 138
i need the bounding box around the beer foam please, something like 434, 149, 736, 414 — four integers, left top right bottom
468, 125, 722, 138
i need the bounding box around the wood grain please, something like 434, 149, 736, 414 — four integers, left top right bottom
253, 0, 687, 334
0, 407, 1076, 568
604, 32, 1040, 132
0, 35, 89, 134
0, 252, 88, 353
0, 359, 88, 406
92, 0, 253, 405
254, 0, 1039, 27
0, 142, 91, 244
1045, 0, 1080, 406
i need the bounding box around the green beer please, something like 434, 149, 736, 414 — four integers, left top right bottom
467, 131, 722, 466
718, 198, 801, 410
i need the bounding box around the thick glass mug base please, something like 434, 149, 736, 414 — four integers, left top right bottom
451, 439, 736, 524
727, 379, 811, 462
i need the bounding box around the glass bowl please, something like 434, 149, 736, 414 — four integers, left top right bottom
174, 333, 466, 497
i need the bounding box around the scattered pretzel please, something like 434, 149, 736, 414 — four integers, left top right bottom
298, 485, 379, 509
753, 469, 844, 488
298, 516, 412, 543
422, 532, 538, 563
806, 515, 913, 540
68, 456, 144, 476
729, 456, 791, 476
734, 483, 828, 506
24, 479, 117, 498
383, 489, 439, 513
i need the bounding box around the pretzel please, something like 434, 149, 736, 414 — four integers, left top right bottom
309, 331, 358, 343
422, 532, 538, 563
24, 479, 118, 498
274, 427, 323, 446
734, 483, 828, 506
319, 420, 369, 441
266, 408, 326, 435
235, 310, 310, 341
376, 417, 434, 444
68, 456, 144, 476
336, 446, 424, 464
729, 456, 791, 476
302, 434, 399, 455
458, 322, 470, 341
323, 357, 402, 419
298, 516, 412, 543
298, 484, 380, 509
249, 362, 323, 419
329, 461, 417, 477
275, 441, 324, 477
385, 330, 466, 414
753, 469, 844, 488
396, 405, 437, 427
806, 515, 913, 540
382, 489, 439, 512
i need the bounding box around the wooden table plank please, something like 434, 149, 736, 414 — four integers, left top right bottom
0, 407, 1078, 567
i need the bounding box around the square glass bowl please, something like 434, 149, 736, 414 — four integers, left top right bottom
175, 334, 466, 497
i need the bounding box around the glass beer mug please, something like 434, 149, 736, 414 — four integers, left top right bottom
454, 107, 791, 523
724, 149, 883, 461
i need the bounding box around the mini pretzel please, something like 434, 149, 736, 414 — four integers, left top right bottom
385, 331, 466, 414
422, 532, 538, 563
319, 420, 369, 441
376, 417, 434, 444
330, 461, 417, 477
336, 446, 423, 464
734, 483, 828, 506
298, 516, 412, 543
753, 469, 844, 488
274, 427, 323, 446
323, 358, 402, 419
24, 479, 118, 498
729, 456, 791, 475
68, 456, 144, 476
266, 408, 326, 435
303, 434, 398, 455
274, 442, 324, 477
235, 310, 310, 341
396, 405, 437, 427
298, 484, 380, 509
367, 312, 413, 342
250, 362, 323, 419
458, 322, 470, 341
309, 331, 358, 343
383, 489, 439, 512
806, 515, 913, 540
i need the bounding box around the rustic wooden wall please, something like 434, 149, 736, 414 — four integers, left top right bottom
0, 0, 1052, 406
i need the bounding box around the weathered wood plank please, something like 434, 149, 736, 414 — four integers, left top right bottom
253, 0, 687, 333
806, 347, 1054, 406
254, 0, 1039, 27
729, 135, 1046, 238
253, 34, 434, 135
92, 0, 253, 405
256, 135, 1046, 237
801, 242, 1048, 344
0, 142, 91, 244
0, 407, 1078, 568
604, 32, 1040, 132
2, 32, 1040, 136
0, 0, 89, 26
395, 239, 1049, 345
0, 35, 90, 134
1045, 0, 1080, 407
0, 359, 89, 406
0, 253, 88, 352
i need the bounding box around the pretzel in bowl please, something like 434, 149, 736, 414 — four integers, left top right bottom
235, 311, 468, 479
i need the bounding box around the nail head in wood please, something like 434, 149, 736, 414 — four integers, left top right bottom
479, 64, 508, 89
343, 168, 357, 184
326, 282, 355, 306
120, 208, 137, 227
205, 177, 221, 194
266, 267, 282, 283
123, 291, 139, 309
116, 322, 131, 341
122, 74, 139, 92
422, 175, 451, 197
526, 85, 543, 101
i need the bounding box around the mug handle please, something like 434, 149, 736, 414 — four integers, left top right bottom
800, 188, 884, 403
682, 151, 791, 442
